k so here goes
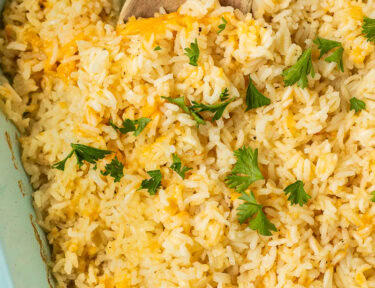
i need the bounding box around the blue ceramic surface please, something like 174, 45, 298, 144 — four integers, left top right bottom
0, 0, 52, 287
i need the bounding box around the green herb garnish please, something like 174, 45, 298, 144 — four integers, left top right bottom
245, 76, 271, 110
220, 88, 230, 101
283, 180, 311, 206
313, 37, 344, 71
362, 17, 375, 43
162, 96, 205, 125
171, 154, 192, 179
218, 17, 227, 34
154, 46, 161, 51
350, 97, 366, 113
101, 157, 124, 182
138, 170, 162, 195
313, 37, 342, 58
191, 98, 234, 121
371, 191, 375, 202
184, 39, 200, 66
162, 96, 190, 113
110, 118, 151, 136
52, 144, 112, 171
225, 147, 264, 192
325, 47, 344, 72
237, 191, 277, 236
282, 48, 315, 89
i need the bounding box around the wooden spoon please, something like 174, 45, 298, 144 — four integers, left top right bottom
119, 0, 253, 23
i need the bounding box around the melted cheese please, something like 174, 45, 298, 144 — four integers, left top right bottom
117, 12, 220, 37
347, 5, 363, 21
285, 111, 297, 137
141, 101, 160, 117
118, 13, 195, 36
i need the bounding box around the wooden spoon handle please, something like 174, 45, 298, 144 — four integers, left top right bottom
119, 0, 253, 23
220, 0, 252, 14
119, 0, 186, 23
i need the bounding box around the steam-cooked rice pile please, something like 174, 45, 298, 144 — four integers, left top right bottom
1, 0, 375, 287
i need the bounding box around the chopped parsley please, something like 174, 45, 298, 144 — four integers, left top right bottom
245, 76, 271, 111
313, 37, 344, 72
350, 97, 366, 113
101, 156, 124, 182
362, 17, 375, 43
282, 48, 315, 89
325, 47, 344, 72
138, 170, 162, 195
110, 118, 151, 136
225, 146, 264, 193
191, 98, 234, 121
283, 180, 311, 206
237, 191, 277, 236
163, 95, 233, 123
371, 191, 375, 202
154, 46, 161, 51
162, 96, 190, 113
162, 96, 205, 125
220, 88, 230, 101
218, 17, 227, 34
184, 39, 200, 66
52, 144, 112, 171
313, 37, 342, 59
189, 111, 205, 125
171, 154, 192, 179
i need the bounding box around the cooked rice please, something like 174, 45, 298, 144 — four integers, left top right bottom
1, 0, 375, 287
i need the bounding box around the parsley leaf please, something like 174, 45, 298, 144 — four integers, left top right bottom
313, 37, 342, 59
138, 170, 162, 195
220, 88, 230, 101
283, 180, 311, 206
110, 118, 151, 136
191, 98, 234, 121
162, 96, 190, 113
52, 144, 112, 171
371, 191, 375, 202
154, 46, 161, 51
52, 150, 74, 171
245, 76, 271, 111
350, 97, 366, 113
100, 157, 124, 182
325, 47, 344, 72
237, 191, 260, 224
184, 39, 200, 66
71, 144, 112, 168
171, 154, 192, 179
282, 48, 315, 89
362, 17, 375, 43
190, 110, 206, 125
218, 17, 227, 34
162, 96, 205, 125
225, 147, 264, 193
313, 37, 344, 72
237, 191, 277, 236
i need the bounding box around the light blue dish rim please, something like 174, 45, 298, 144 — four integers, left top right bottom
0, 242, 13, 288
0, 0, 53, 287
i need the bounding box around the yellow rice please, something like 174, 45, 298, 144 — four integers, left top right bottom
1, 0, 375, 287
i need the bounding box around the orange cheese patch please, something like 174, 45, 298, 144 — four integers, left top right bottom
117, 12, 221, 38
